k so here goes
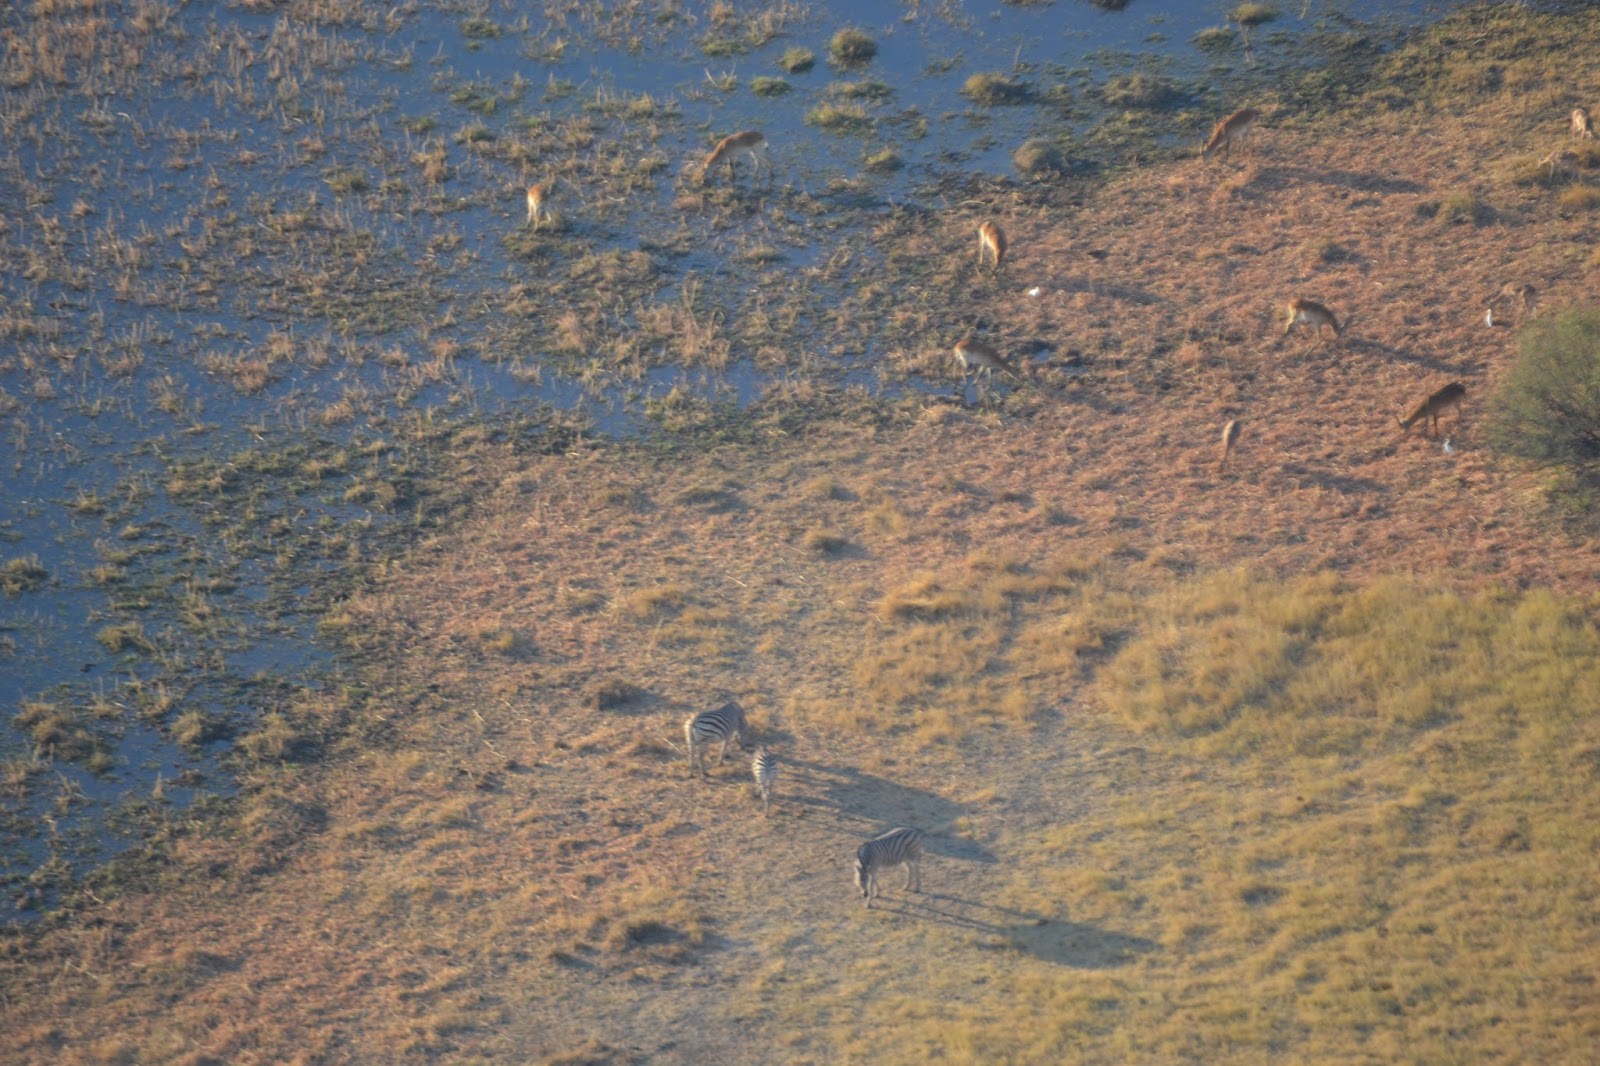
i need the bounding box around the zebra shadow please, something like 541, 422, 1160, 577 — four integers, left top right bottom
870, 892, 1159, 968
770, 757, 1000, 864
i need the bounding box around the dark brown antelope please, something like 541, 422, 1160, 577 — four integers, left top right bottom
978, 221, 1006, 270
1398, 381, 1467, 438
1283, 298, 1342, 349
703, 130, 768, 182
1219, 419, 1242, 473
1202, 107, 1260, 163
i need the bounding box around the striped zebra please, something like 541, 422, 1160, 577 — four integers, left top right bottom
854, 826, 923, 908
683, 701, 748, 777
751, 747, 777, 814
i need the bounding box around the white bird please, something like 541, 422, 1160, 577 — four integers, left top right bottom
1484, 306, 1494, 328
1443, 438, 1455, 455
1027, 286, 1041, 297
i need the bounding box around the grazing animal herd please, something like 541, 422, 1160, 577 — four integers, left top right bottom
681, 700, 930, 908
546, 99, 1581, 903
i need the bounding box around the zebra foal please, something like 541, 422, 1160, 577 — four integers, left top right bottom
854, 826, 923, 908
752, 747, 777, 814
683, 701, 748, 777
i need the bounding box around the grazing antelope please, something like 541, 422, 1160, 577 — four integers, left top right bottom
525, 181, 552, 228
977, 220, 1007, 270
1539, 147, 1578, 180
1398, 381, 1466, 438
703, 130, 768, 182
1494, 281, 1537, 324
1218, 419, 1242, 474
1282, 298, 1342, 348
1202, 107, 1260, 163
1572, 106, 1594, 141
953, 336, 1027, 395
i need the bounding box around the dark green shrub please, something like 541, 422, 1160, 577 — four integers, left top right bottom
1487, 308, 1600, 467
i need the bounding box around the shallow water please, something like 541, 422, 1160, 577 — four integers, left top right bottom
0, 0, 1479, 918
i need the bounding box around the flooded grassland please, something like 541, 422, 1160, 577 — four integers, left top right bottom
5, 1, 1600, 1063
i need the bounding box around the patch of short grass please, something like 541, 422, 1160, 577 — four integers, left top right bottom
750, 76, 791, 97
1435, 189, 1483, 224
961, 72, 1031, 106
1013, 138, 1068, 178
805, 103, 872, 135
779, 47, 815, 74
1229, 3, 1278, 27
1, 555, 48, 595
1558, 184, 1600, 211
1099, 72, 1180, 109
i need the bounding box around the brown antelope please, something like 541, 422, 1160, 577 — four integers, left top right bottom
1572, 106, 1594, 140
1539, 147, 1578, 180
978, 221, 1006, 270
703, 130, 768, 182
1492, 282, 1537, 325
525, 181, 552, 228
953, 336, 1027, 391
1398, 381, 1466, 438
1202, 107, 1260, 163
1282, 298, 1342, 348
1218, 419, 1242, 473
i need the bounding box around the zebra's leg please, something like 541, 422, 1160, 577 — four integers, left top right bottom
907, 858, 921, 892
717, 738, 729, 767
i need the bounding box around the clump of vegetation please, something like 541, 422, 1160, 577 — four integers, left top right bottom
864, 148, 903, 173
750, 76, 791, 97
1487, 308, 1600, 469
801, 528, 850, 554
97, 623, 156, 655
805, 103, 872, 135
961, 72, 1031, 106
829, 79, 892, 100
1193, 26, 1236, 51
1, 556, 47, 595
1435, 189, 1484, 224
460, 16, 501, 38
14, 701, 104, 765
1099, 72, 1181, 108
1558, 185, 1600, 212
322, 167, 368, 195
700, 35, 747, 58
779, 47, 815, 73
1229, 3, 1278, 27
1013, 138, 1068, 178
1298, 238, 1351, 264
829, 27, 877, 66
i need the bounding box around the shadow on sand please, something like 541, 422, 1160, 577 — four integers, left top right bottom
772, 757, 1000, 863
867, 890, 1159, 968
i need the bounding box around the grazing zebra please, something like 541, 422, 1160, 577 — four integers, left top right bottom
683, 701, 748, 777
752, 747, 777, 815
854, 826, 923, 908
